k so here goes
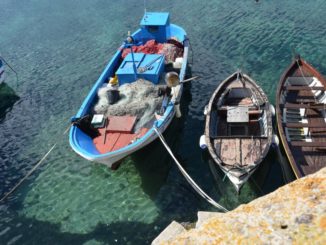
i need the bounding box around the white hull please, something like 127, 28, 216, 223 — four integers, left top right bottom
220, 167, 252, 193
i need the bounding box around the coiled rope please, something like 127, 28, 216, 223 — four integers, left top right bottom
0, 125, 71, 202
153, 127, 228, 212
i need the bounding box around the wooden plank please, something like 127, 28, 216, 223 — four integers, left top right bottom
283, 85, 324, 91
107, 116, 137, 133
215, 136, 268, 139
283, 103, 326, 109
111, 133, 135, 151
106, 133, 121, 151
290, 141, 326, 147
93, 132, 120, 153
284, 122, 326, 128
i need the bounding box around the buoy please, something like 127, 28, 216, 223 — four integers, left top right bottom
165, 71, 180, 87
199, 135, 207, 149
173, 57, 183, 69
175, 103, 182, 118
272, 134, 279, 147
270, 104, 276, 117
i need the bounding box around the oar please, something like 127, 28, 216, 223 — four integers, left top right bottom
180, 76, 199, 84
172, 76, 199, 118
103, 118, 109, 144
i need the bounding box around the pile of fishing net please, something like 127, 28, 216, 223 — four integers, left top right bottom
121, 39, 183, 64
94, 79, 164, 131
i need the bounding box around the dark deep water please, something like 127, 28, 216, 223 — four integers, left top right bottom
0, 0, 325, 244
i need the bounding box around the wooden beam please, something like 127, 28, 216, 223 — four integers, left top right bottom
284, 122, 326, 128
283, 103, 326, 109
290, 141, 326, 147
284, 85, 324, 91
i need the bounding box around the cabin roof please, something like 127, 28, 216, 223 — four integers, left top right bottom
140, 12, 170, 26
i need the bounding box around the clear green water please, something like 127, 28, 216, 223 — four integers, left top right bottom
0, 0, 325, 244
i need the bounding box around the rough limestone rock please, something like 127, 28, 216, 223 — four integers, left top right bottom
152, 221, 186, 245
153, 167, 326, 244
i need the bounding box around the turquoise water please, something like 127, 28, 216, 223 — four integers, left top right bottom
1, 0, 325, 244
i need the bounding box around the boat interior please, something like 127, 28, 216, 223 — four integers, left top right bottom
279, 62, 326, 175
209, 74, 270, 168
72, 13, 186, 155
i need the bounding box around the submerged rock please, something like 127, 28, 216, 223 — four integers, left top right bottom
153, 167, 326, 244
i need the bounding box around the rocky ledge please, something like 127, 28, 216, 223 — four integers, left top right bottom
153, 167, 326, 244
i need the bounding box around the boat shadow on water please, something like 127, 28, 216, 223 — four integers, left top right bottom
0, 207, 186, 244
130, 73, 193, 199
0, 82, 20, 123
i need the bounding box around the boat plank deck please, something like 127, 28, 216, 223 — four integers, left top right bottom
280, 62, 326, 176
93, 127, 149, 154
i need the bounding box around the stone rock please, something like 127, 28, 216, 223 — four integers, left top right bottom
153, 167, 326, 244
152, 221, 186, 245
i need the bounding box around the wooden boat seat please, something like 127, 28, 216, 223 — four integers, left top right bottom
218, 107, 261, 113
284, 122, 326, 128
286, 77, 314, 85
215, 136, 267, 139
290, 141, 326, 147
283, 85, 325, 91
283, 103, 326, 109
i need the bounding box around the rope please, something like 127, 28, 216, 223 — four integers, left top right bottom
143, 0, 147, 14
0, 56, 19, 87
153, 127, 229, 212
0, 125, 71, 202
188, 38, 194, 65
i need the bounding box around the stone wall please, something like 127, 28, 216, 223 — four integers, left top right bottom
153, 167, 326, 244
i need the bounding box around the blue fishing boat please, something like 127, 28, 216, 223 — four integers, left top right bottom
69, 12, 189, 169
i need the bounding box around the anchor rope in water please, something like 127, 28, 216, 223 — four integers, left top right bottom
0, 55, 19, 86
153, 127, 228, 212
0, 125, 71, 202
143, 0, 147, 14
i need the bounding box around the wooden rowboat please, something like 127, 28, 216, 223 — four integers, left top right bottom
276, 56, 326, 178
205, 71, 273, 192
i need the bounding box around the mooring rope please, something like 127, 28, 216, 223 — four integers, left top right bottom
0, 55, 19, 87
0, 125, 71, 202
153, 127, 229, 212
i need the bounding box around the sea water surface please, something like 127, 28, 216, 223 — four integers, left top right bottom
0, 0, 325, 244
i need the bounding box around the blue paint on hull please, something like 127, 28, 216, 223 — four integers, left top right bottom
69, 13, 188, 166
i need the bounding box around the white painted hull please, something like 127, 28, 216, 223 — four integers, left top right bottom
220, 167, 253, 193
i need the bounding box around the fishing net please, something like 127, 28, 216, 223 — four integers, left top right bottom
94, 79, 164, 131
121, 39, 183, 64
